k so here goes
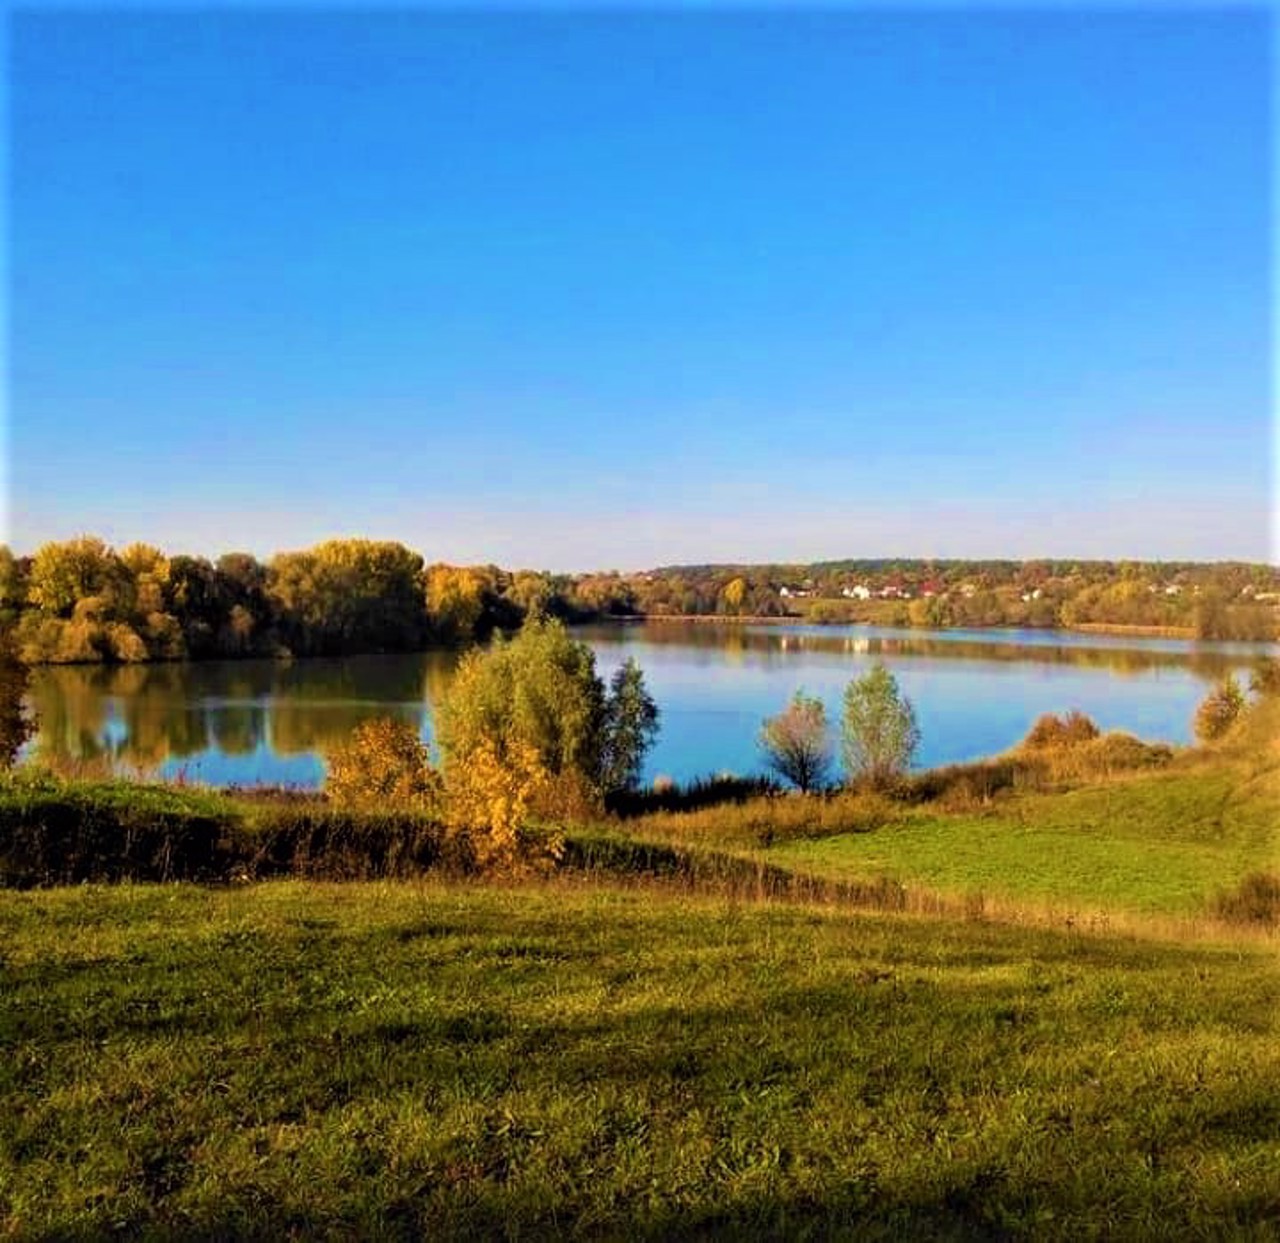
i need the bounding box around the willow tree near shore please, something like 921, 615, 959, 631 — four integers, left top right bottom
435, 618, 660, 812
601, 659, 660, 794
842, 664, 920, 788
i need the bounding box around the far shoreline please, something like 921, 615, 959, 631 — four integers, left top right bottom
599, 614, 1202, 641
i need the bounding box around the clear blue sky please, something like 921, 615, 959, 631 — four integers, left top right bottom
7, 6, 1274, 569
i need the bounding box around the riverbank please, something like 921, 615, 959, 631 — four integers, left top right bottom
1069, 620, 1197, 639
629, 612, 1204, 640
6, 690, 1276, 918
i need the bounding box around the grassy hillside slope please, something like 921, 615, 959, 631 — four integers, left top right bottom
3, 881, 1278, 1239
621, 698, 1280, 923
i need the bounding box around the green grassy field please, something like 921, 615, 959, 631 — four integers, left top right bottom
620, 702, 1280, 924
3, 880, 1278, 1240
3, 695, 1277, 1237
759, 764, 1279, 918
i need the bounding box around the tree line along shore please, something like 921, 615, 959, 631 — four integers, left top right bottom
2, 536, 1276, 667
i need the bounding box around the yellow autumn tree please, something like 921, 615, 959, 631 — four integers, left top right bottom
324, 717, 441, 812
721, 577, 747, 615
424, 564, 485, 642
443, 738, 554, 870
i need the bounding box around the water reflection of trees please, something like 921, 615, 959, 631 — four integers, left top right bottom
27, 667, 112, 764
27, 652, 458, 776
579, 623, 1254, 679
210, 704, 268, 756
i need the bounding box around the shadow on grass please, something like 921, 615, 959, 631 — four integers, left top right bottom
607, 773, 782, 818
7, 899, 1278, 1240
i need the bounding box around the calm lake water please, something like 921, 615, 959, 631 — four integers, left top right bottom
24, 623, 1277, 789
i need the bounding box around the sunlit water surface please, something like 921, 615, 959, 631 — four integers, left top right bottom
25, 622, 1277, 788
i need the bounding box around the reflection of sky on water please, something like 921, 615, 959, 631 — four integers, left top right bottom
589, 634, 1244, 782
24, 625, 1275, 789
159, 746, 324, 790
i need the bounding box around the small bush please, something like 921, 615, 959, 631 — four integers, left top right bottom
1026, 732, 1176, 784
444, 738, 557, 870
1213, 873, 1280, 926
1194, 677, 1245, 743
324, 718, 441, 813
1079, 732, 1174, 772
901, 758, 1033, 806
759, 691, 832, 792
1022, 710, 1101, 750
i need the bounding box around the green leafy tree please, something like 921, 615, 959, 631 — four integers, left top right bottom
434, 617, 607, 786
759, 690, 831, 792
720, 577, 747, 616
572, 574, 636, 618
215, 553, 273, 654
602, 658, 660, 794
842, 663, 920, 787
0, 547, 29, 625
270, 540, 426, 656
166, 555, 225, 657
425, 564, 486, 642
507, 571, 559, 621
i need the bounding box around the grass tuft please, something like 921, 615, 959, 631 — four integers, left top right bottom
1213, 872, 1280, 926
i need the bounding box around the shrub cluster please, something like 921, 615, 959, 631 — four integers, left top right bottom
0, 776, 472, 888
898, 729, 1173, 808
324, 717, 441, 813
1193, 677, 1245, 743
320, 622, 660, 867
1021, 710, 1101, 750
901, 758, 1029, 806
1213, 873, 1280, 926
1249, 657, 1280, 697
620, 787, 897, 850
0, 779, 231, 886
